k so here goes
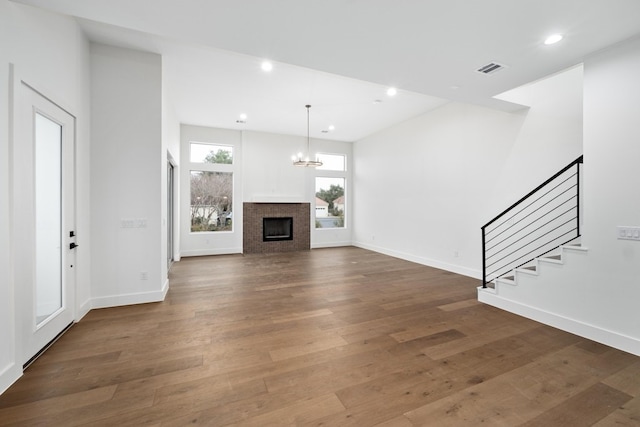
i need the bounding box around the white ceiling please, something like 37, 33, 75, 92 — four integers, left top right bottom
12, 0, 640, 141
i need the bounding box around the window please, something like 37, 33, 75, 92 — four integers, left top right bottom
317, 153, 345, 171
315, 153, 346, 229
190, 142, 233, 232
315, 177, 345, 228
190, 142, 233, 164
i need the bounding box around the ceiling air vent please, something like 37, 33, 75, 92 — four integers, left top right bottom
476, 62, 507, 75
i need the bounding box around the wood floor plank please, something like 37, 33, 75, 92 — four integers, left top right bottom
372, 415, 414, 427
268, 333, 348, 361
592, 395, 640, 426
403, 383, 536, 426
0, 385, 117, 425
228, 393, 345, 426
602, 360, 640, 397
1, 247, 639, 426
519, 382, 632, 426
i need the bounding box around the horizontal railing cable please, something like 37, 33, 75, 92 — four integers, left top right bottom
481, 156, 583, 288
483, 156, 583, 230
486, 218, 577, 276
486, 228, 577, 281
485, 196, 577, 254
485, 173, 577, 244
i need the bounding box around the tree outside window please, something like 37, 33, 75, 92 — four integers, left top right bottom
191, 143, 233, 164
315, 177, 345, 228
190, 143, 234, 232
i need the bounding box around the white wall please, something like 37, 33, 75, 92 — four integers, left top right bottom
353, 66, 583, 278
0, 4, 14, 395
90, 43, 165, 307
580, 36, 640, 344
0, 0, 91, 394
478, 40, 640, 355
242, 131, 309, 203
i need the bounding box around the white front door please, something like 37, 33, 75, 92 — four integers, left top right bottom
14, 82, 76, 367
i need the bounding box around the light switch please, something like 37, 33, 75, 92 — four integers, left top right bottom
617, 226, 640, 241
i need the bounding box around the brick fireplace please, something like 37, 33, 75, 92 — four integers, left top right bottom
243, 203, 310, 254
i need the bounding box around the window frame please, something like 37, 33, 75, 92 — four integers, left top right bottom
189, 141, 234, 165
188, 141, 235, 234
314, 152, 347, 230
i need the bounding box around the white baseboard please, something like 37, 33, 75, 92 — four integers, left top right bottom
162, 277, 169, 299
0, 362, 21, 396
180, 247, 242, 257
353, 241, 481, 279
311, 241, 352, 249
91, 287, 167, 309
478, 287, 640, 357
76, 298, 92, 322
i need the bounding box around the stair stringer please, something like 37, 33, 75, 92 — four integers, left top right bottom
478, 244, 640, 356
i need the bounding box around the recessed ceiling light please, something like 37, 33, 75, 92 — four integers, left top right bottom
261, 61, 273, 72
544, 34, 563, 45
386, 87, 397, 97
239, 113, 247, 120
328, 125, 335, 131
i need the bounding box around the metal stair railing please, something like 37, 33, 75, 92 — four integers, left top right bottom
481, 156, 583, 288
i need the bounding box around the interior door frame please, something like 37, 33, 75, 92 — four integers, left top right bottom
167, 155, 176, 269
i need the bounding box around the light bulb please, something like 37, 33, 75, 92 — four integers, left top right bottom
544, 34, 563, 45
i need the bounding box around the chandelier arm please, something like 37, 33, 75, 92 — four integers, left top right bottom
292, 104, 323, 167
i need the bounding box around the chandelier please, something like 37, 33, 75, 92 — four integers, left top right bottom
292, 105, 323, 167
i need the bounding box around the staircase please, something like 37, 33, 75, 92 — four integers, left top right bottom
481, 156, 583, 288
484, 241, 587, 294
478, 156, 640, 356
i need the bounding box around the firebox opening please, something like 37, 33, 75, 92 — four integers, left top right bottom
263, 217, 293, 242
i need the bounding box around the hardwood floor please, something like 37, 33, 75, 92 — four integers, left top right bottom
1, 247, 639, 426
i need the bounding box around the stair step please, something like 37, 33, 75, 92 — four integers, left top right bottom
563, 243, 589, 252
516, 265, 538, 276
477, 285, 497, 294
538, 254, 563, 265
494, 275, 516, 287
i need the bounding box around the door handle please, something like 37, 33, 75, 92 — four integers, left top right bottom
69, 242, 79, 250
